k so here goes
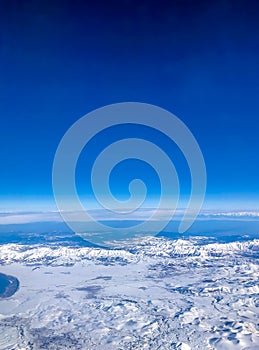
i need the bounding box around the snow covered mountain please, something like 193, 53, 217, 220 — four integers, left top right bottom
0, 236, 259, 349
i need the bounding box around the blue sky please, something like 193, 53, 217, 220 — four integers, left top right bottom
0, 0, 259, 211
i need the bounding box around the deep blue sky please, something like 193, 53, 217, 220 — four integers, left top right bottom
0, 0, 259, 210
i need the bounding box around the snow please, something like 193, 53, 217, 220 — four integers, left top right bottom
0, 237, 259, 349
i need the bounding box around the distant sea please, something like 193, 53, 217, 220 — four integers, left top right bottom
0, 218, 258, 247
